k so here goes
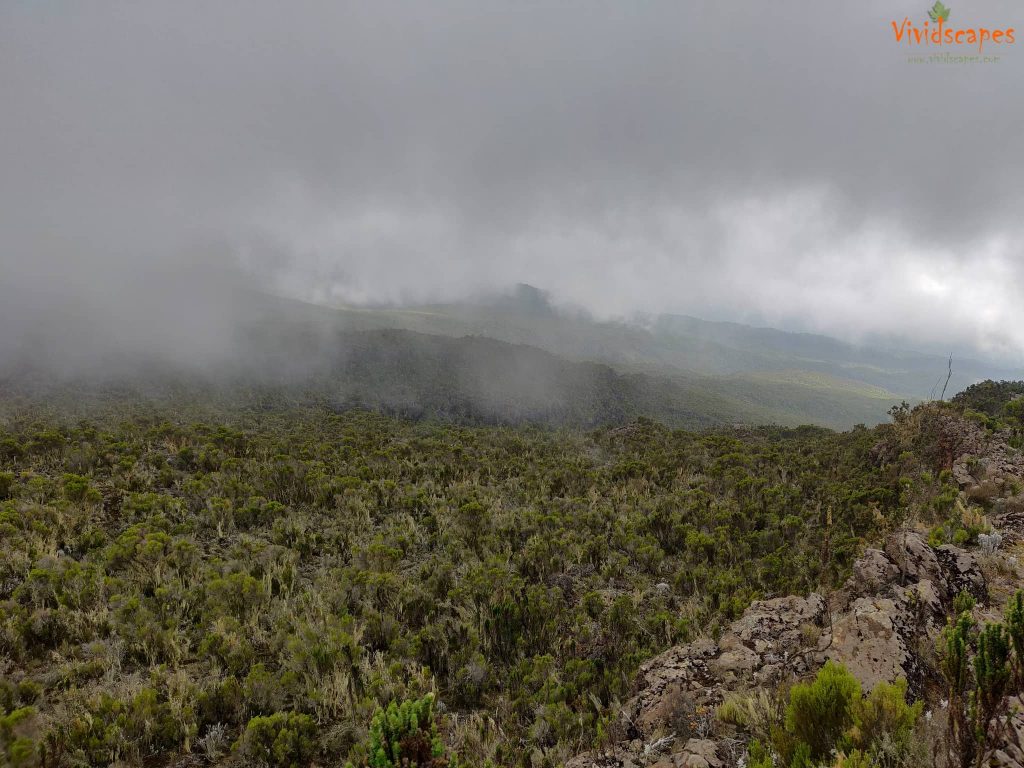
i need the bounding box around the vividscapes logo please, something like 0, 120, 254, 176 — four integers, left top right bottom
892, 2, 1015, 53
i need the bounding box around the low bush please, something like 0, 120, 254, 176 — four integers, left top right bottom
237, 711, 317, 768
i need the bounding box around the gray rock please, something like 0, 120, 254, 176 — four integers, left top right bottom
989, 696, 1024, 768
826, 596, 913, 691
885, 532, 944, 591
676, 739, 723, 768
564, 755, 640, 768
907, 578, 944, 625
849, 548, 900, 595
936, 544, 987, 603
952, 460, 976, 487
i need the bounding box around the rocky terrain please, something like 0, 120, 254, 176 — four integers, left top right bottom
569, 414, 1024, 768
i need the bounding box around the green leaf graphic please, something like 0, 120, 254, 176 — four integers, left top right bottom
928, 1, 951, 22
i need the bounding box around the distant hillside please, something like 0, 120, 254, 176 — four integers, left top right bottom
8, 286, 1006, 429
296, 285, 1018, 412
2, 319, 902, 430
225, 287, 1019, 427
228, 316, 918, 429
648, 313, 1011, 396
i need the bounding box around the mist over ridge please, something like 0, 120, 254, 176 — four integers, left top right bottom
4, 1, 1024, 375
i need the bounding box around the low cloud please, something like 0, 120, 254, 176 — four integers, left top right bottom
1, 0, 1022, 367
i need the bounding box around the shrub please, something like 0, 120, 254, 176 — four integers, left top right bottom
196, 676, 244, 728
65, 687, 196, 765
938, 588, 1024, 768
845, 678, 922, 756
835, 751, 873, 768
717, 688, 782, 747
199, 617, 255, 675
347, 693, 454, 768
0, 438, 24, 462
784, 661, 860, 761
0, 705, 39, 768
0, 402, 965, 766
1006, 590, 1024, 687
62, 474, 101, 503
744, 738, 773, 768
237, 711, 317, 768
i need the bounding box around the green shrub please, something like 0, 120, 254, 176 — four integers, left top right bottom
784, 661, 860, 761
717, 688, 782, 747
0, 472, 14, 500
845, 678, 922, 756
65, 687, 196, 765
1006, 590, 1024, 687
0, 438, 25, 462
952, 590, 976, 617
0, 401, 971, 767
835, 750, 873, 768
745, 739, 773, 768
789, 740, 813, 768
347, 693, 453, 768
238, 711, 317, 767
938, 589, 1024, 768
62, 473, 101, 503
0, 705, 39, 768
199, 617, 255, 675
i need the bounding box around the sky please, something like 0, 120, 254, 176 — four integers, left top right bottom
2, 1, 1023, 364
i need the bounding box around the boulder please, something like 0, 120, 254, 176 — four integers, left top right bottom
564, 756, 640, 768
989, 696, 1024, 768
884, 532, 944, 591
826, 597, 914, 691
630, 639, 717, 739
626, 595, 826, 739
848, 548, 900, 596
571, 525, 1006, 767
935, 544, 987, 603
726, 593, 827, 658
676, 739, 723, 768
907, 578, 944, 625
647, 740, 723, 768
952, 459, 976, 487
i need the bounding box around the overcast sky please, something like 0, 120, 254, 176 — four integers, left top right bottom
2, 1, 1023, 364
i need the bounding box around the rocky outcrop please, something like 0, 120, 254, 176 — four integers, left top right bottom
991, 696, 1024, 768
936, 543, 988, 600
828, 532, 987, 695
649, 740, 724, 768
569, 533, 987, 768
946, 420, 1024, 543
570, 411, 1024, 768
565, 738, 726, 768
624, 594, 828, 745
826, 596, 915, 693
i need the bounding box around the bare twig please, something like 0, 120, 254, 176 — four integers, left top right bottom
940, 354, 953, 401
